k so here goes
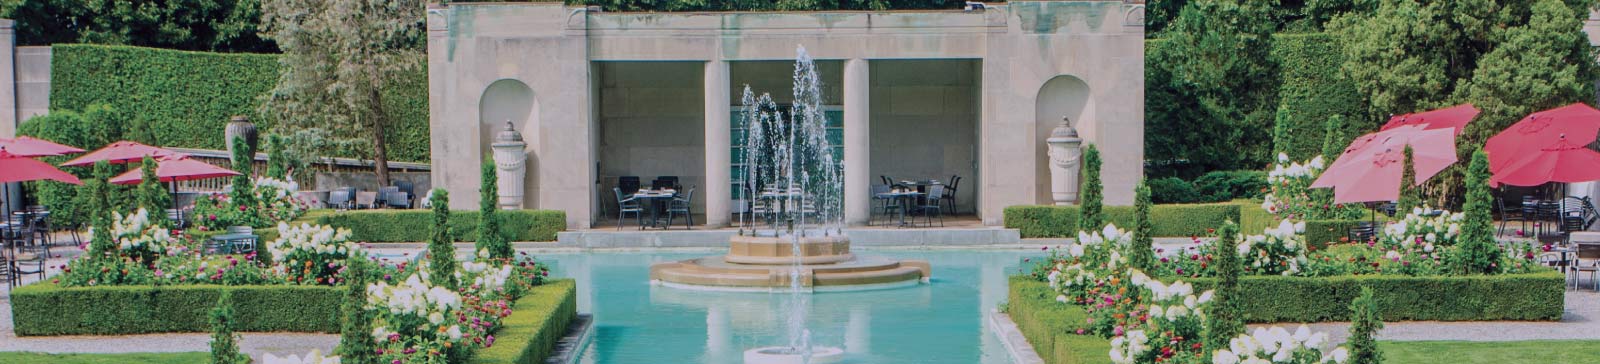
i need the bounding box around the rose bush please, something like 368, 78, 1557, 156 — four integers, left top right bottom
270, 223, 359, 285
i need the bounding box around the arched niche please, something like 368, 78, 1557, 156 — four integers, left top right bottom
479, 78, 541, 208
1034, 75, 1093, 204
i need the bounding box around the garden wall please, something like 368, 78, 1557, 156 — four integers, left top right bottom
1003, 203, 1241, 238
314, 209, 566, 242
43, 44, 431, 162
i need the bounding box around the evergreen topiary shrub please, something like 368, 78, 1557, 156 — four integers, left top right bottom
136, 156, 172, 228
208, 291, 247, 364
1396, 145, 1420, 214
335, 255, 377, 364
428, 188, 458, 289
1453, 150, 1500, 274
1347, 286, 1384, 364
314, 209, 566, 243
1129, 180, 1155, 271
1203, 221, 1245, 354
478, 157, 512, 259
1078, 144, 1104, 233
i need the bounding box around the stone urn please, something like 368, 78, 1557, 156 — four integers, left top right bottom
225, 115, 259, 156
491, 121, 529, 209
1046, 116, 1083, 206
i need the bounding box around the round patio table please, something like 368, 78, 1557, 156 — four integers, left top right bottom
875, 190, 923, 227
631, 189, 677, 229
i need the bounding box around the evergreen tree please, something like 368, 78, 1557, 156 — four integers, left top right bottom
136, 156, 172, 228
477, 157, 511, 260
1347, 286, 1384, 364
1159, 0, 1281, 169
335, 254, 378, 364
1203, 221, 1245, 354
265, 134, 288, 180
1396, 145, 1420, 214
208, 291, 246, 364
229, 136, 255, 209
1454, 150, 1500, 274
428, 188, 457, 289
1129, 180, 1155, 271
85, 161, 114, 224
1078, 144, 1104, 233
1271, 105, 1293, 158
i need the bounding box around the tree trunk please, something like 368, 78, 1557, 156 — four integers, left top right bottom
370, 87, 392, 187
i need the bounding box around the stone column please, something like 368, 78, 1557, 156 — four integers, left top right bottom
492, 121, 528, 209
0, 20, 15, 217
704, 60, 731, 227
843, 58, 870, 225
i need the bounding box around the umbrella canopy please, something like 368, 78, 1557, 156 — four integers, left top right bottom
1489, 135, 1600, 187
0, 136, 85, 157
1485, 103, 1600, 173
61, 140, 179, 167
0, 148, 83, 185
108, 156, 241, 185
1378, 103, 1481, 135
1311, 125, 1458, 204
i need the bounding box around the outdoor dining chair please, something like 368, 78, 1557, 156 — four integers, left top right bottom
869, 184, 901, 226
619, 176, 642, 195
915, 184, 946, 228
327, 189, 353, 210
5, 223, 48, 287
613, 187, 644, 230
1496, 195, 1528, 237
667, 186, 696, 229
385, 192, 413, 209
355, 191, 379, 209
941, 175, 961, 214
1571, 243, 1600, 291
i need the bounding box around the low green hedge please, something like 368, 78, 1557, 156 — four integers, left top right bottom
1304, 219, 1365, 250
315, 210, 566, 242
1004, 203, 1241, 238
10, 283, 342, 336
468, 279, 578, 364
1184, 271, 1566, 323
1008, 277, 1112, 364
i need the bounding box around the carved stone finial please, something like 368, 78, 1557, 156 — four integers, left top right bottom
495, 120, 523, 143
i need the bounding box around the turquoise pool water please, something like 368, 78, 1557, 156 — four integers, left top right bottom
538, 249, 1039, 364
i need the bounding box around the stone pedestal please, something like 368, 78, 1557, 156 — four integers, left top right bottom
1046, 117, 1083, 206
491, 121, 528, 209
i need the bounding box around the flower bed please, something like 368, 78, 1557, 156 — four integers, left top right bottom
1008, 276, 1112, 364
1004, 203, 1241, 238
315, 209, 565, 242
10, 283, 343, 336
466, 279, 578, 364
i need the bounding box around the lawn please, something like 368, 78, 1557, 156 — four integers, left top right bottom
0, 352, 208, 364
1382, 340, 1600, 363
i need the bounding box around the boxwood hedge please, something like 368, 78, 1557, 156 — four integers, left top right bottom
10, 283, 342, 336
314, 209, 565, 243
1003, 203, 1241, 238
467, 279, 578, 364
1008, 277, 1112, 364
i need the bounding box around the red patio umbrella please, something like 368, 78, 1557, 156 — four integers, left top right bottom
1379, 103, 1481, 135
1489, 135, 1600, 187
1485, 103, 1600, 173
1312, 125, 1458, 204
107, 156, 240, 185
0, 147, 83, 215
60, 140, 179, 167
0, 136, 85, 157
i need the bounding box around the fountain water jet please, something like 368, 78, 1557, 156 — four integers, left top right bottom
648, 45, 929, 364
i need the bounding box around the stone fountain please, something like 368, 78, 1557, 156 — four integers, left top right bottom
648, 46, 929, 364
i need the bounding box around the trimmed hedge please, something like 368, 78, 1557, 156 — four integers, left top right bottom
1270, 33, 1370, 162
315, 209, 566, 242
1008, 277, 1112, 364
10, 283, 342, 336
45, 43, 430, 162
1004, 203, 1241, 238
1304, 219, 1365, 250
1183, 271, 1566, 323
468, 279, 578, 364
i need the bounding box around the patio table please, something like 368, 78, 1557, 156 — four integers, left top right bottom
208, 233, 259, 255
631, 189, 677, 229
875, 190, 923, 227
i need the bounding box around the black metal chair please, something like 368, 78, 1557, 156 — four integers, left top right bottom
385, 192, 413, 209
667, 186, 696, 229
6, 221, 48, 287
914, 184, 946, 228
378, 186, 401, 208
613, 187, 644, 230
1497, 195, 1528, 237
619, 176, 641, 196
870, 185, 906, 227
395, 181, 415, 202
654, 176, 680, 190
941, 175, 961, 215
327, 189, 353, 210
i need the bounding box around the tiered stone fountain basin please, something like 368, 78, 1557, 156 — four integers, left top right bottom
650, 234, 930, 292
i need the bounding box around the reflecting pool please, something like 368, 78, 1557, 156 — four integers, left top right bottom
538, 249, 1039, 364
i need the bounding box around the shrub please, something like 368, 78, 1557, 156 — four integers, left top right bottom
479, 158, 512, 259
1078, 144, 1103, 232
1193, 170, 1267, 202
1304, 219, 1366, 250
1146, 177, 1199, 204
1203, 221, 1244, 354
315, 209, 566, 242
208, 291, 246, 364
1271, 33, 1368, 162
335, 256, 378, 364
229, 136, 256, 209
428, 188, 458, 289
1454, 150, 1499, 274
1007, 277, 1107, 364
466, 279, 579, 364
10, 283, 343, 335
1180, 271, 1565, 322
1397, 146, 1420, 214
1348, 286, 1384, 364
46, 44, 430, 162
1004, 203, 1241, 238
135, 156, 172, 228
1129, 181, 1154, 271
265, 134, 288, 180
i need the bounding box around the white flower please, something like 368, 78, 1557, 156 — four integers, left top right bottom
1056, 295, 1068, 304
1165, 305, 1189, 320
1069, 244, 1085, 257
1294, 221, 1307, 234
429, 312, 444, 325
1293, 325, 1311, 342
1306, 332, 1328, 351
1149, 305, 1165, 318
1213, 349, 1240, 364
263, 349, 340, 364
1279, 152, 1290, 163
447, 325, 463, 341
1198, 290, 1215, 304
1310, 155, 1326, 170
1184, 295, 1198, 309
1327, 347, 1349, 363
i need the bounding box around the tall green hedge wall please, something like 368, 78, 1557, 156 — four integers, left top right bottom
315, 209, 566, 242
45, 44, 430, 162
1269, 33, 1370, 161
1003, 203, 1241, 238
11, 283, 343, 336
